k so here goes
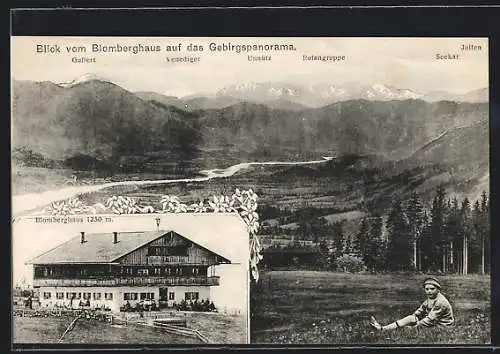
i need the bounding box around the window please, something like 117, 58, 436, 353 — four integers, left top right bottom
168, 292, 175, 300
56, 292, 64, 299
122, 267, 133, 276
83, 293, 91, 300
43, 292, 51, 299
184, 292, 199, 301
192, 267, 199, 275
140, 293, 155, 300
137, 268, 149, 276
93, 293, 101, 300
165, 267, 172, 275
105, 293, 113, 300
154, 268, 161, 275
148, 246, 162, 256
122, 267, 132, 275
124, 293, 138, 301
124, 293, 138, 300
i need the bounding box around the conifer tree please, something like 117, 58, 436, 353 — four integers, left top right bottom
430, 185, 447, 272
318, 240, 330, 269
480, 191, 490, 274
386, 198, 411, 270
460, 197, 472, 274
444, 197, 460, 273
352, 217, 369, 258
406, 192, 425, 270
468, 193, 490, 274
364, 216, 385, 271
332, 222, 345, 258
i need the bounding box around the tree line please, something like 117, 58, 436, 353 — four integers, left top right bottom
335, 187, 490, 274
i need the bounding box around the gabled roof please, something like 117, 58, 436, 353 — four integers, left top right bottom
26, 213, 248, 265
27, 231, 167, 264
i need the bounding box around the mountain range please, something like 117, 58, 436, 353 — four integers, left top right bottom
11, 76, 489, 202
216, 81, 487, 106
134, 82, 488, 111
62, 74, 487, 110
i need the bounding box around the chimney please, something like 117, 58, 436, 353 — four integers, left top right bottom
113, 232, 118, 244
80, 232, 85, 244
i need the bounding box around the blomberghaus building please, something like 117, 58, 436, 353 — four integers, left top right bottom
27, 229, 231, 312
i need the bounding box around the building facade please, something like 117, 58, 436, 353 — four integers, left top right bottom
28, 230, 230, 312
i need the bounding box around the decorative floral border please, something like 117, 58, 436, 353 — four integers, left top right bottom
39, 188, 263, 282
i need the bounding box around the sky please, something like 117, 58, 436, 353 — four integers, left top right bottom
11, 36, 489, 97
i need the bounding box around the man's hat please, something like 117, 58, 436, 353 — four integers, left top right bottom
423, 277, 441, 289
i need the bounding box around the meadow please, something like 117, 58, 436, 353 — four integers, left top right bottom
181, 311, 248, 344
251, 271, 490, 344
13, 315, 202, 344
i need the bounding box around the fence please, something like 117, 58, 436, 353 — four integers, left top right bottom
153, 321, 211, 343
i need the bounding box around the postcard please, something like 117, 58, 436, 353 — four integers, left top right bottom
11, 36, 490, 346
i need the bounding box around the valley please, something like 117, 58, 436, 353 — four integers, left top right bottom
11, 77, 489, 253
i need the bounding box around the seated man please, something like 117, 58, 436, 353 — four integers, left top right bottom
370, 277, 454, 331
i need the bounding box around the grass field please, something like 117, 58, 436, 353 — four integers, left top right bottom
182, 311, 248, 344
13, 316, 202, 344
251, 271, 490, 344
12, 310, 247, 344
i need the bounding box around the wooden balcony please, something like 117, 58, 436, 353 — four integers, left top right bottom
33, 276, 220, 287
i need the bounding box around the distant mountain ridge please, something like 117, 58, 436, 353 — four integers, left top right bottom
134, 91, 245, 111
423, 88, 488, 103
216, 82, 423, 107
35, 74, 488, 110
214, 81, 487, 107
135, 81, 488, 111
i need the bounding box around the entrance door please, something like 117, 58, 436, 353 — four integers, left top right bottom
159, 287, 168, 308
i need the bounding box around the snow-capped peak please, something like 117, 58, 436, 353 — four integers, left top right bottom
366, 84, 422, 100
215, 81, 425, 106
57, 73, 110, 88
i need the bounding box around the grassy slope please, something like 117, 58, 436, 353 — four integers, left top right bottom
13, 315, 202, 344
182, 311, 248, 344
251, 271, 490, 344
